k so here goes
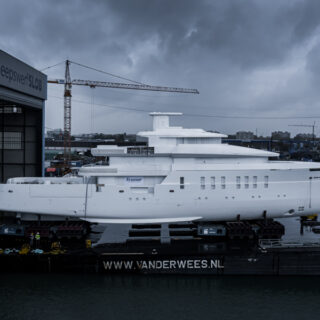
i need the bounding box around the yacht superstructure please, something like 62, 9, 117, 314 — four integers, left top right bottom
1, 112, 320, 223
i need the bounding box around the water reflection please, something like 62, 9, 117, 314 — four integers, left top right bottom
1, 273, 320, 320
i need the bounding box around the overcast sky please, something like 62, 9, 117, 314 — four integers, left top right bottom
1, 0, 320, 136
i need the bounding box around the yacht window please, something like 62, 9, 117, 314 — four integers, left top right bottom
201, 177, 205, 190
264, 176, 269, 188
236, 176, 241, 189
211, 177, 215, 189
253, 176, 257, 189
180, 177, 185, 189
221, 176, 226, 189
245, 176, 249, 189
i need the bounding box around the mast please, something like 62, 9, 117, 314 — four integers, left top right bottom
63, 60, 72, 167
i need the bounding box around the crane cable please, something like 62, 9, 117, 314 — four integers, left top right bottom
39, 61, 66, 72
70, 60, 146, 85
48, 95, 320, 120
39, 59, 145, 86
90, 87, 95, 135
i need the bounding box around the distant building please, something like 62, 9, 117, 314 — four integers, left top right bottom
294, 133, 315, 140
271, 131, 290, 140
46, 129, 63, 139
236, 131, 254, 140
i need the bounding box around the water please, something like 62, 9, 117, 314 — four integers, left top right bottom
0, 218, 320, 320
1, 274, 320, 320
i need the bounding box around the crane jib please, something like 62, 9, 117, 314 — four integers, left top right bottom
48, 79, 199, 94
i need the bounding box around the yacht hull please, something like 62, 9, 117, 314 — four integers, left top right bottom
0, 167, 319, 223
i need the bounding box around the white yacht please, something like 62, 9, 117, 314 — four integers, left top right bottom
1, 112, 320, 224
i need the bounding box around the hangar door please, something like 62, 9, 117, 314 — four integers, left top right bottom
0, 100, 42, 182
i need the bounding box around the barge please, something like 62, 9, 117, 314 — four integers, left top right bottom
1, 220, 320, 275
1, 238, 320, 275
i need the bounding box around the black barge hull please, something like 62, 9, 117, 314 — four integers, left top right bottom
1, 245, 320, 275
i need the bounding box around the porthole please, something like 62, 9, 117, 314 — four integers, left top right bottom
245, 176, 249, 189
210, 177, 215, 189
253, 176, 257, 189
200, 177, 205, 190
221, 176, 226, 189
180, 177, 185, 190
264, 176, 269, 188
236, 176, 241, 189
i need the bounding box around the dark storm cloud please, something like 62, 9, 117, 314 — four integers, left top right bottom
1, 0, 320, 135
105, 0, 320, 68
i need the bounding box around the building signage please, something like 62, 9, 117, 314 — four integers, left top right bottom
0, 50, 47, 100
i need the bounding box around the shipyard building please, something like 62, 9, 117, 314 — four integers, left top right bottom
0, 50, 46, 183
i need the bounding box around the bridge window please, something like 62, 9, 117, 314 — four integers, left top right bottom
221, 176, 226, 189
245, 176, 249, 189
200, 176, 205, 190
211, 177, 215, 189
253, 176, 257, 189
236, 176, 241, 189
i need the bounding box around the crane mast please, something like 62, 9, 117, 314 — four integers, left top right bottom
63, 60, 72, 165
48, 60, 199, 167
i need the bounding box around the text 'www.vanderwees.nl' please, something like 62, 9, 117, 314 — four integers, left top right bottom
102, 259, 224, 271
